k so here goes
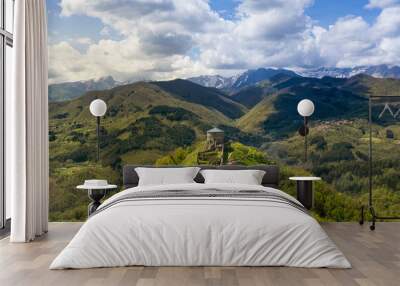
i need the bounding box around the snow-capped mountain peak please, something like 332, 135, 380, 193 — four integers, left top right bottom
187, 68, 298, 90
296, 65, 400, 79
186, 75, 233, 89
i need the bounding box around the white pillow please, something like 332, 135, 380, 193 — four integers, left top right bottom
135, 167, 200, 186
200, 169, 266, 185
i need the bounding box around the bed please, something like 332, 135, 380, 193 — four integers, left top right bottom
50, 165, 351, 269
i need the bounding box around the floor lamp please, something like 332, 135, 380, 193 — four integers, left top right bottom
297, 99, 315, 162
89, 99, 107, 162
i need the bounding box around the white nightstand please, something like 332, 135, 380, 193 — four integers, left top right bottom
289, 177, 321, 210
77, 182, 117, 216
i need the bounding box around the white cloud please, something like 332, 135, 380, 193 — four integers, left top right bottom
198, 0, 322, 69
318, 16, 372, 67
74, 37, 93, 45
49, 0, 400, 83
49, 41, 97, 83
52, 0, 230, 82
365, 0, 399, 9
48, 37, 214, 84
372, 6, 400, 36
317, 3, 400, 67
100, 26, 112, 37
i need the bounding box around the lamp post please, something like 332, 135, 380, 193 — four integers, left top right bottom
297, 99, 315, 162
89, 99, 107, 162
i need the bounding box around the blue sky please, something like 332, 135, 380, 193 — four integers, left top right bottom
209, 0, 380, 25
47, 0, 400, 83
306, 0, 380, 26
48, 0, 378, 43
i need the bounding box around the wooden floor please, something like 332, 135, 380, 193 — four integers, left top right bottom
0, 223, 399, 286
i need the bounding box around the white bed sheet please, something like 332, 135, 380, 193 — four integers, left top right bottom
50, 183, 351, 269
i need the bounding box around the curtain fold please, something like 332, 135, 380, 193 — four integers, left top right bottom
8, 0, 49, 242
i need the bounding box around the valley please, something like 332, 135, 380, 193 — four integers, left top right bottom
49, 71, 400, 221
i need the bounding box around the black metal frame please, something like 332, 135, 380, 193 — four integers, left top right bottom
359, 95, 400, 230
96, 116, 100, 162
298, 116, 309, 162
0, 0, 14, 231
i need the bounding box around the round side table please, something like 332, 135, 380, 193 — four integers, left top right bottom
289, 177, 321, 210
77, 184, 117, 216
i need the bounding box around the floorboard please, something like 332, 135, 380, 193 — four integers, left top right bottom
0, 222, 399, 286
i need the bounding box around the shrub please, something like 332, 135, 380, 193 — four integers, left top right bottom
70, 131, 86, 144
321, 142, 354, 162
310, 135, 327, 150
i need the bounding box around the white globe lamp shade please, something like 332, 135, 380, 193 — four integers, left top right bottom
297, 99, 315, 117
90, 99, 107, 117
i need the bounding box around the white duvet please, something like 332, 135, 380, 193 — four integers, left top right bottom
50, 183, 351, 269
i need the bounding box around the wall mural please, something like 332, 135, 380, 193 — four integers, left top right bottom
47, 0, 400, 221
375, 99, 400, 121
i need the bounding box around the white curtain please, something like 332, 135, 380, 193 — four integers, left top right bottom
7, 0, 49, 242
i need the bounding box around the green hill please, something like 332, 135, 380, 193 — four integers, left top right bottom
264, 119, 400, 218
49, 75, 400, 221
49, 79, 260, 221
236, 75, 400, 137
341, 74, 400, 97
236, 94, 277, 133
231, 85, 267, 108
156, 141, 274, 166
49, 80, 245, 168
153, 79, 246, 119
156, 142, 363, 222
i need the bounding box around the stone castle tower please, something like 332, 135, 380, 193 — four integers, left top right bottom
206, 127, 224, 149
197, 127, 225, 165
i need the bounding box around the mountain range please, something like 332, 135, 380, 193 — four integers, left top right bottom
48, 76, 122, 102
187, 68, 298, 91
48, 64, 400, 102
188, 65, 400, 90
296, 65, 400, 79
49, 72, 400, 158
48, 65, 400, 221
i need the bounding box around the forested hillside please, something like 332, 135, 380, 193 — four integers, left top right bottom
49, 74, 400, 221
